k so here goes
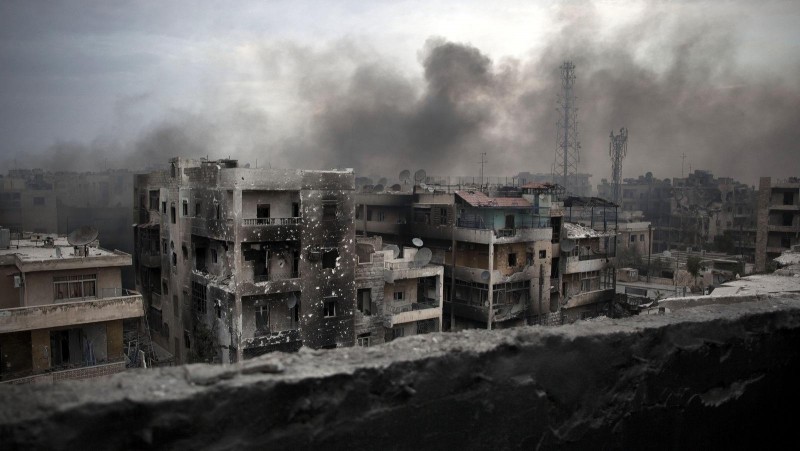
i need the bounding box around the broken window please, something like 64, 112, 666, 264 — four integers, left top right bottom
215, 203, 221, 220
784, 192, 794, 206
357, 288, 372, 315
195, 247, 207, 272
783, 213, 793, 226
162, 201, 166, 214
192, 281, 207, 315
440, 208, 448, 224
292, 202, 300, 217
162, 239, 167, 255
393, 291, 404, 301
149, 190, 159, 210
357, 333, 371, 347
181, 244, 188, 261
184, 330, 191, 349
255, 305, 269, 334
182, 200, 188, 216
211, 248, 218, 264
323, 298, 337, 317
630, 235, 636, 243
257, 204, 270, 219
195, 202, 202, 217
393, 327, 405, 339
527, 252, 534, 265
322, 201, 337, 220
322, 248, 339, 269
508, 253, 517, 266
539, 250, 546, 259
170, 204, 176, 224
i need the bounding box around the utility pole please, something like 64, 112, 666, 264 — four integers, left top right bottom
479, 152, 487, 189
681, 153, 687, 178
647, 223, 652, 283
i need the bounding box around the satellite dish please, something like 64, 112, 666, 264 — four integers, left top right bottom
560, 238, 576, 252
412, 238, 424, 247
399, 170, 411, 184
378, 177, 387, 186
390, 184, 402, 192
662, 250, 672, 258
374, 184, 384, 192
67, 226, 98, 246
414, 169, 426, 184
382, 244, 400, 259
480, 270, 491, 281
414, 248, 433, 267
286, 293, 297, 309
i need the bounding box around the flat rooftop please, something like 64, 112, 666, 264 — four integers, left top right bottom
0, 236, 130, 270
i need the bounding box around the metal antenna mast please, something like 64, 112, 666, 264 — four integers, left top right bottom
553, 61, 580, 195
479, 152, 487, 188
681, 152, 687, 177
609, 127, 628, 205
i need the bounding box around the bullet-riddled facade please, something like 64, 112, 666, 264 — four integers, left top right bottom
134, 158, 355, 364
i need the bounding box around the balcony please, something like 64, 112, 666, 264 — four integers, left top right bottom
242, 217, 301, 226
565, 255, 612, 274
385, 299, 441, 327
253, 269, 300, 283
453, 225, 552, 244
0, 292, 144, 333
1, 358, 127, 385
240, 218, 300, 242
563, 288, 616, 309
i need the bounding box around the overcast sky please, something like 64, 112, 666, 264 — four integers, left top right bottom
0, 0, 798, 184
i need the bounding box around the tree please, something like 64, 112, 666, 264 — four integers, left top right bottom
687, 255, 704, 288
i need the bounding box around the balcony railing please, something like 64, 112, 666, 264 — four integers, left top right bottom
1, 356, 127, 384
412, 299, 440, 310
579, 253, 610, 261
242, 217, 301, 226
253, 270, 300, 283
54, 288, 139, 304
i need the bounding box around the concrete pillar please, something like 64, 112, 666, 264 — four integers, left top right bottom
30, 329, 50, 372
487, 234, 494, 330
233, 188, 243, 363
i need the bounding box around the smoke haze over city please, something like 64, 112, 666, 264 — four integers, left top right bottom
1, 1, 798, 184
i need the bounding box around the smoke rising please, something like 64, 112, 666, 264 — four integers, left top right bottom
3, 3, 798, 184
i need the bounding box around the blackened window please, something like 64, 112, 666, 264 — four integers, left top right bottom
508, 253, 517, 266
170, 204, 176, 224
195, 202, 202, 217
182, 200, 188, 216
211, 249, 218, 263
357, 288, 371, 315
322, 201, 337, 219
322, 249, 339, 269
539, 250, 546, 259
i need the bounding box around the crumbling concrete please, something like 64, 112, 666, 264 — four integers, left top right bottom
2, 293, 800, 450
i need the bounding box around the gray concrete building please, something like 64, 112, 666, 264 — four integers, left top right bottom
133, 157, 356, 364
755, 176, 800, 272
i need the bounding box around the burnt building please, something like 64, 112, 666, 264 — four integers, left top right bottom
133, 157, 356, 364
755, 177, 800, 272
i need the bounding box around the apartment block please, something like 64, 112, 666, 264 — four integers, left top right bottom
0, 232, 143, 384
355, 236, 443, 346
755, 177, 800, 272
133, 158, 356, 364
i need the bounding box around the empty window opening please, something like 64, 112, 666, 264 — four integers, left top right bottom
182, 200, 188, 216
195, 202, 202, 217
322, 201, 337, 219
322, 249, 339, 269
440, 208, 448, 224
357, 288, 372, 315
170, 204, 176, 224
161, 201, 166, 214
508, 253, 517, 266
292, 202, 300, 217
211, 248, 218, 264
257, 204, 270, 219
784, 192, 794, 206
539, 250, 546, 259
192, 282, 207, 315
323, 298, 337, 317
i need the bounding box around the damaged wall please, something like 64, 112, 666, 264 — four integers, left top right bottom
1, 294, 799, 449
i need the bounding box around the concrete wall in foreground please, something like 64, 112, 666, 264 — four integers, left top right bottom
1, 293, 800, 450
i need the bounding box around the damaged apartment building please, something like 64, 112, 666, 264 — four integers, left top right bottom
0, 230, 143, 384
356, 184, 561, 330
133, 158, 355, 364
354, 236, 443, 345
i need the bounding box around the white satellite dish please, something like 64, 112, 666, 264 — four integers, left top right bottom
480, 270, 491, 281
412, 238, 423, 247
662, 250, 672, 258
414, 248, 432, 267
382, 244, 400, 259
560, 238, 576, 252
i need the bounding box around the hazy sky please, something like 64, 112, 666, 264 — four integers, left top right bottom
1, 0, 798, 184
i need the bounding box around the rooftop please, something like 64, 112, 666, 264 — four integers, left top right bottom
0, 236, 130, 270
710, 264, 800, 297
455, 190, 531, 208
563, 222, 616, 239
